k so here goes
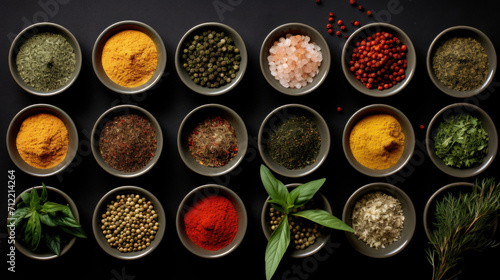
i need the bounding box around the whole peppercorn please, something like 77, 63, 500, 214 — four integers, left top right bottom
328, 28, 333, 34
367, 10, 372, 16
336, 31, 341, 36
181, 30, 241, 88
328, 17, 334, 22
348, 31, 409, 90
337, 20, 343, 25
326, 23, 332, 29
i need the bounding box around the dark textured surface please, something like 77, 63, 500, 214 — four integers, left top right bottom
1, 0, 499, 279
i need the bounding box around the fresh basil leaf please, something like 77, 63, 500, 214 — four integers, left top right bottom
29, 188, 40, 210
260, 165, 289, 205
39, 213, 58, 227
265, 217, 290, 280
10, 207, 32, 228
20, 191, 31, 206
292, 209, 354, 232
25, 211, 42, 251
40, 183, 48, 203
287, 189, 300, 209
53, 206, 81, 228
40, 202, 68, 214
60, 226, 87, 239
267, 199, 287, 214
289, 178, 326, 208
45, 231, 61, 255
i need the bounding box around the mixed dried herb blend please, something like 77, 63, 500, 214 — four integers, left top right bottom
99, 114, 157, 172
187, 116, 238, 167
432, 37, 488, 91
268, 115, 321, 170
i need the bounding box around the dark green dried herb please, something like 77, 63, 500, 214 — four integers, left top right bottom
432, 37, 488, 91
268, 115, 321, 170
99, 114, 157, 172
16, 32, 76, 91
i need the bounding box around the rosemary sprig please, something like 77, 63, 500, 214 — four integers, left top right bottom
426, 178, 500, 280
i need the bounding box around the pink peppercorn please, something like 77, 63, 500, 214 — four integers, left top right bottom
348, 31, 408, 90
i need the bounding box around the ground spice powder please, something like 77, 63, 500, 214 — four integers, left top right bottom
184, 195, 238, 251
101, 30, 157, 88
349, 114, 405, 170
16, 113, 69, 169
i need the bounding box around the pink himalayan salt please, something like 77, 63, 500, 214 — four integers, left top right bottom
267, 34, 322, 89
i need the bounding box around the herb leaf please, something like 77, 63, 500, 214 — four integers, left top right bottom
265, 217, 290, 280
292, 209, 354, 232
9, 207, 31, 228
25, 211, 42, 251
29, 188, 40, 210
40, 183, 48, 202
289, 178, 326, 208
40, 202, 68, 213
261, 165, 289, 211
44, 231, 61, 255
434, 114, 489, 168
60, 226, 87, 239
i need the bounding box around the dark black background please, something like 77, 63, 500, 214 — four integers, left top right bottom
1, 0, 499, 279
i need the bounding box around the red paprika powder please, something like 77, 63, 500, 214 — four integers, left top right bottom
184, 195, 238, 251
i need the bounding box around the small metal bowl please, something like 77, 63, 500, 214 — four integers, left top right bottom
427, 26, 497, 98
92, 186, 166, 260
341, 22, 416, 97
342, 104, 415, 177
176, 184, 247, 258
92, 20, 167, 94
258, 104, 330, 178
342, 182, 416, 258
175, 22, 247, 96
91, 105, 163, 178
426, 103, 497, 178
260, 22, 331, 96
261, 183, 332, 258
177, 104, 248, 176
8, 185, 81, 260
6, 104, 78, 177
9, 22, 82, 96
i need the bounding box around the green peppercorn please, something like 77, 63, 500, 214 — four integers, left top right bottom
181, 29, 241, 88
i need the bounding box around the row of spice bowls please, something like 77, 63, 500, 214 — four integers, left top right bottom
6, 101, 497, 180
20, 176, 487, 260
6, 101, 496, 260
8, 20, 496, 98
8, 177, 420, 260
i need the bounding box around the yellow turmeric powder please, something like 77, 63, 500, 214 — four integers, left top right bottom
349, 114, 405, 170
101, 30, 157, 88
16, 113, 69, 169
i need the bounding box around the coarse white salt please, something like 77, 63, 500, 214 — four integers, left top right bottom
267, 34, 322, 89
